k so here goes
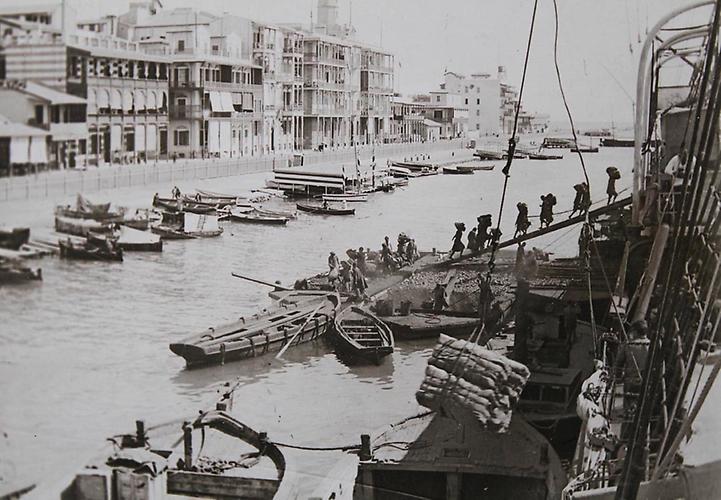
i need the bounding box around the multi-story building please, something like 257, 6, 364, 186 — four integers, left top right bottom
425, 91, 468, 139
443, 70, 501, 136
360, 47, 393, 143
390, 97, 426, 143
122, 6, 263, 158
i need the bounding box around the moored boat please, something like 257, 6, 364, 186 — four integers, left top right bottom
0, 258, 41, 284
152, 195, 217, 214
528, 152, 564, 160
569, 146, 599, 153
379, 310, 482, 340
55, 215, 111, 237
226, 208, 289, 225
169, 292, 339, 367
151, 211, 222, 239
443, 166, 474, 175
332, 306, 394, 364
0, 227, 30, 250
321, 192, 368, 203
296, 202, 355, 216
58, 238, 123, 262
474, 149, 504, 160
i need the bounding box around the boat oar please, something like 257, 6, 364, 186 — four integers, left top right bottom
275, 300, 326, 359
231, 272, 292, 291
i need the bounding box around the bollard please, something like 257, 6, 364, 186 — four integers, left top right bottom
183, 424, 193, 470
359, 434, 372, 461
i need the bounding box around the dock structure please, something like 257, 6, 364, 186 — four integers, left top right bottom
442, 196, 632, 266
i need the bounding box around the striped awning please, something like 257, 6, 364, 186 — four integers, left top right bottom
273, 169, 346, 191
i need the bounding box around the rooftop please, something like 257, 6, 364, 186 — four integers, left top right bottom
1, 81, 86, 105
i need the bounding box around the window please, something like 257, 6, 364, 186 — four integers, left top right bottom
476, 110, 480, 116
476, 124, 480, 130
34, 105, 44, 124
177, 40, 185, 52
212, 44, 219, 52
174, 129, 189, 146
464, 98, 468, 105
477, 98, 481, 105
436, 95, 440, 102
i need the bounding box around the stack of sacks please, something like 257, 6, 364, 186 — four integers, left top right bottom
416, 334, 530, 432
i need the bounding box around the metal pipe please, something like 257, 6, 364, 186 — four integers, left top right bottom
632, 0, 714, 224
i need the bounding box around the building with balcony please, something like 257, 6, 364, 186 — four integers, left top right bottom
390, 97, 426, 143
121, 5, 264, 158
360, 47, 393, 143
0, 112, 50, 176
425, 91, 468, 139
443, 70, 501, 136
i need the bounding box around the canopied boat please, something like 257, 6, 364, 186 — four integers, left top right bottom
169, 292, 339, 368
151, 212, 223, 239
332, 306, 394, 364
0, 227, 30, 250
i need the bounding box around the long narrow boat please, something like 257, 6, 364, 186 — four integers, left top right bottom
169, 293, 340, 368
333, 306, 394, 364
474, 149, 504, 160
55, 215, 111, 237
442, 166, 473, 175
296, 203, 355, 216
528, 152, 564, 160
321, 192, 368, 203
0, 259, 42, 284
152, 196, 217, 214
379, 311, 482, 340
569, 146, 599, 153
227, 209, 289, 225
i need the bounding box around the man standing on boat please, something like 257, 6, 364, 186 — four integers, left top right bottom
328, 252, 340, 288
606, 167, 620, 204
351, 261, 368, 301
467, 226, 478, 253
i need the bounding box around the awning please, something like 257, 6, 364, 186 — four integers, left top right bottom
135, 124, 146, 151
123, 90, 133, 112
242, 93, 253, 112
110, 89, 122, 110
232, 93, 243, 105
208, 120, 220, 153
96, 89, 109, 109
208, 91, 221, 112
147, 124, 157, 152
220, 92, 234, 112
111, 125, 122, 150
146, 91, 157, 110
134, 90, 146, 112
29, 136, 47, 163
10, 136, 29, 163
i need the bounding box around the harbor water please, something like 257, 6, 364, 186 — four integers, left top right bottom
0, 147, 634, 494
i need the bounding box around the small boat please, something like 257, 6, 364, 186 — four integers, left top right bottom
389, 166, 412, 178
528, 152, 564, 160
88, 228, 163, 252
570, 146, 599, 153
296, 203, 355, 216
58, 238, 123, 262
600, 137, 634, 147
226, 209, 289, 225
502, 150, 528, 160
474, 149, 504, 160
152, 195, 217, 214
0, 227, 30, 250
333, 306, 394, 364
151, 212, 223, 239
321, 192, 368, 203
170, 293, 340, 368
391, 160, 435, 172
443, 166, 473, 175
0, 258, 41, 284
542, 137, 576, 149
195, 188, 244, 201
380, 311, 482, 340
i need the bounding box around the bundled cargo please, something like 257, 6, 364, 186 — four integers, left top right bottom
416, 334, 530, 432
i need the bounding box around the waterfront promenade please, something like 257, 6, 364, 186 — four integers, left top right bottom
0, 140, 463, 205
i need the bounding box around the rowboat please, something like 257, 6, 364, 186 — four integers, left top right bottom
226, 209, 289, 225
63, 393, 297, 500
570, 146, 599, 153
151, 212, 223, 239
0, 260, 41, 284
169, 293, 340, 368
195, 188, 243, 201
442, 166, 474, 175
528, 152, 563, 160
379, 311, 482, 340
389, 166, 412, 178
465, 164, 495, 171
150, 225, 197, 240
88, 228, 163, 252
333, 306, 394, 364
321, 193, 368, 203
296, 203, 355, 216
58, 238, 123, 262
0, 227, 30, 250
391, 160, 436, 172
152, 195, 217, 214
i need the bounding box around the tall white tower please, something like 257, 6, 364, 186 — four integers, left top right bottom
317, 0, 339, 32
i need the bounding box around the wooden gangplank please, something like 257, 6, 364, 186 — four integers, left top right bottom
445, 196, 632, 265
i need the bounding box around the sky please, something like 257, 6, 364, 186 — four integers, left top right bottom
16, 0, 715, 126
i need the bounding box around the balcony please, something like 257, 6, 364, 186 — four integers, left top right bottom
169, 104, 202, 120
170, 80, 202, 90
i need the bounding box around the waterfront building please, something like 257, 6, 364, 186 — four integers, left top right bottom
0, 112, 50, 176
424, 91, 468, 139
442, 66, 549, 136
0, 80, 85, 168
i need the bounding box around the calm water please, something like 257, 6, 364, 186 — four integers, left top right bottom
0, 147, 634, 494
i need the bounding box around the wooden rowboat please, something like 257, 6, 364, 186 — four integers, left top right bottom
227, 209, 289, 225
442, 166, 474, 175
58, 238, 123, 262
321, 193, 368, 203
296, 203, 355, 216
379, 311, 481, 340
169, 293, 340, 368
152, 196, 217, 214
333, 306, 394, 364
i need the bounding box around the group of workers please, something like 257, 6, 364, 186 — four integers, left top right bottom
326, 232, 420, 300
448, 214, 496, 259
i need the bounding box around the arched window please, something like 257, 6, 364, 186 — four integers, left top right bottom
110, 89, 122, 112
96, 89, 109, 113
146, 90, 157, 111
122, 89, 133, 112
160, 90, 167, 112
134, 90, 146, 113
